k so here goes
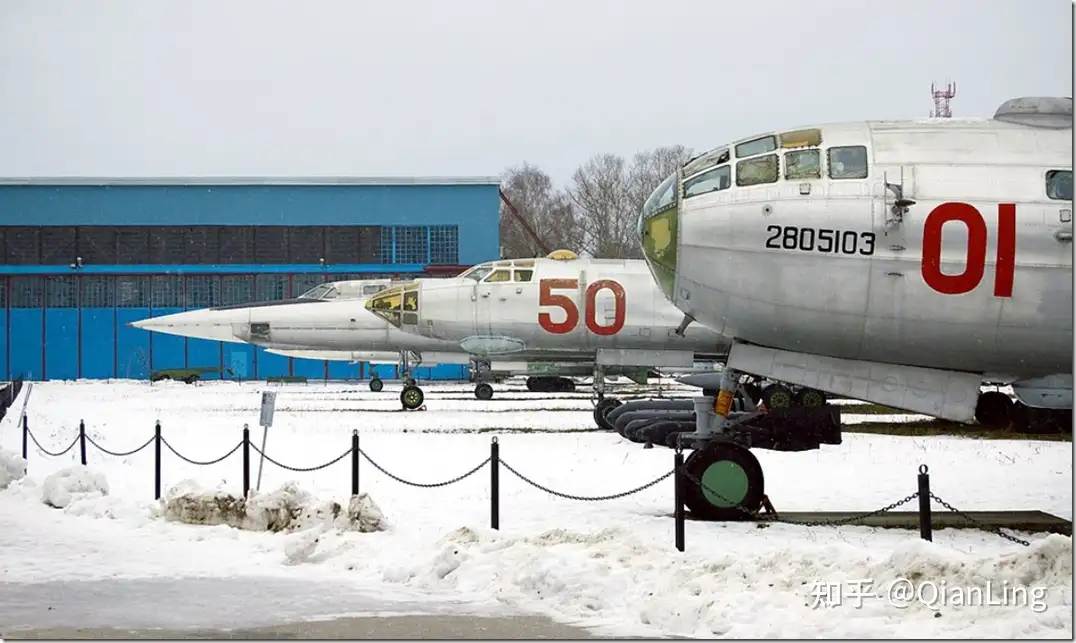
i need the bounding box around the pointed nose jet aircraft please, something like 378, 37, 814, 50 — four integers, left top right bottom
636, 96, 1073, 519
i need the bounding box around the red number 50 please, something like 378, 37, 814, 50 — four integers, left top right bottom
921, 202, 1015, 298
538, 278, 626, 335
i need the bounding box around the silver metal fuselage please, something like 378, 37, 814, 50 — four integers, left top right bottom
644, 117, 1072, 384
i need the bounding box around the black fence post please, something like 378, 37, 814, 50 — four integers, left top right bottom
21, 414, 28, 462
351, 430, 359, 496
674, 448, 685, 552
154, 421, 162, 501
242, 424, 251, 498
917, 464, 932, 542
490, 437, 499, 530
78, 420, 87, 466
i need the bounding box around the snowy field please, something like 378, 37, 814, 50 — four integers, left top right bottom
0, 379, 1071, 638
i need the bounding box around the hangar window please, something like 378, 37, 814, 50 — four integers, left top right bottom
116, 227, 149, 264
77, 227, 117, 264
185, 227, 220, 264
80, 277, 115, 308
5, 227, 40, 265
219, 227, 254, 264
735, 135, 777, 158
0, 277, 6, 308
683, 165, 731, 199
115, 277, 148, 308
736, 154, 779, 186
784, 149, 821, 180
827, 145, 868, 179
395, 226, 429, 264
429, 226, 459, 265
356, 226, 382, 263
380, 228, 396, 263
10, 277, 43, 308
219, 276, 254, 306
255, 274, 288, 301
151, 276, 183, 309
41, 227, 76, 265
254, 227, 288, 264
288, 226, 325, 263
149, 227, 186, 264
1046, 170, 1072, 200
186, 276, 219, 308
46, 276, 78, 308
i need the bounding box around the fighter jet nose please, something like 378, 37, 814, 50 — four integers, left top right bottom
639, 171, 681, 302
128, 309, 244, 343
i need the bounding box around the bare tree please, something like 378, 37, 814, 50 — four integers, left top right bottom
567, 145, 694, 259
499, 163, 580, 258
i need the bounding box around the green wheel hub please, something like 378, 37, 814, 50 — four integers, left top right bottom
700, 460, 749, 507
404, 389, 421, 405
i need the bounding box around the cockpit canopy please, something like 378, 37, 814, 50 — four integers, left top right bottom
298, 280, 392, 300
457, 259, 536, 283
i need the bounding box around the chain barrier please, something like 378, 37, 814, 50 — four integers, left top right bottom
250, 443, 352, 473
161, 437, 243, 466
359, 448, 490, 488
501, 459, 674, 501
84, 434, 155, 458
25, 428, 79, 458
928, 491, 1031, 547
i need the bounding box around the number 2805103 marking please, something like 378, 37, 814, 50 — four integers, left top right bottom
765, 225, 876, 256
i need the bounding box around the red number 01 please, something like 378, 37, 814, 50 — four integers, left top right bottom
921, 202, 1015, 298
538, 278, 627, 335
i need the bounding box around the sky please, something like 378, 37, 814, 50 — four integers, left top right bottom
0, 0, 1071, 188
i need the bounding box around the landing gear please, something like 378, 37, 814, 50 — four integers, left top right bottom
681, 441, 765, 521
525, 376, 576, 393
401, 384, 424, 410
974, 390, 1071, 434
593, 397, 622, 431
760, 383, 794, 410
369, 378, 384, 392
475, 382, 494, 400
975, 391, 1014, 428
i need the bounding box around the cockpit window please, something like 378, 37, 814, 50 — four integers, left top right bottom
683, 165, 731, 199
1046, 170, 1072, 200
460, 265, 493, 281
484, 269, 511, 283
736, 154, 779, 186
298, 283, 338, 300
682, 147, 730, 177
514, 269, 533, 282
365, 282, 419, 328
642, 172, 678, 218
735, 135, 777, 158
785, 149, 821, 180
828, 145, 868, 179
362, 284, 387, 296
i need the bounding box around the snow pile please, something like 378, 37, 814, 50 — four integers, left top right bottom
0, 447, 27, 490
161, 479, 389, 534
40, 465, 110, 508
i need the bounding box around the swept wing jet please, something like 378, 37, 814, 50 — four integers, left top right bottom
634, 95, 1072, 519
362, 252, 751, 428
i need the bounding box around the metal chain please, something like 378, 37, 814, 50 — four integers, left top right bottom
683, 469, 919, 526
501, 460, 674, 501
929, 491, 1031, 547
360, 448, 489, 488
249, 443, 352, 473
84, 434, 155, 458
161, 437, 243, 466
26, 428, 79, 457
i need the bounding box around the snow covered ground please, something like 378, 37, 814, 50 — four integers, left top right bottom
0, 379, 1071, 638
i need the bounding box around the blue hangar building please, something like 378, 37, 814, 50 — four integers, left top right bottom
0, 176, 501, 382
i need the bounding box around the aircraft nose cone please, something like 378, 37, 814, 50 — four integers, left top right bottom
129, 309, 245, 343
639, 172, 680, 302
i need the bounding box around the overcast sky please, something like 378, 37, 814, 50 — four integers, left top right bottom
0, 0, 1071, 187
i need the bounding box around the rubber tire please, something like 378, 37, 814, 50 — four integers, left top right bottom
405, 377, 417, 387
593, 397, 622, 431
761, 384, 794, 410
475, 383, 494, 400
400, 385, 424, 410
370, 379, 384, 393
794, 388, 826, 408
681, 441, 765, 521
975, 391, 1013, 429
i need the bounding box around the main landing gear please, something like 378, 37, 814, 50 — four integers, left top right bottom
590, 366, 623, 431
608, 369, 842, 520
975, 390, 1071, 434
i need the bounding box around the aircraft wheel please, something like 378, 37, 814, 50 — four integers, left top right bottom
405, 377, 417, 387
681, 441, 765, 521
761, 384, 793, 410
369, 378, 384, 393
555, 377, 576, 392
975, 391, 1013, 429
526, 377, 539, 392
475, 383, 494, 400
400, 385, 424, 410
593, 397, 622, 431
794, 387, 826, 408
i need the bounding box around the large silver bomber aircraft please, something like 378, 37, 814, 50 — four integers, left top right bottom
633, 95, 1072, 519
